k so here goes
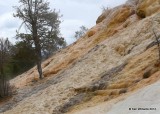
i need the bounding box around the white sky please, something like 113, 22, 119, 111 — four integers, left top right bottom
0, 0, 127, 44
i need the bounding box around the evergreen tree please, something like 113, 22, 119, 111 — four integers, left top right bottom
74, 26, 88, 39
14, 0, 66, 79
11, 40, 36, 75
0, 38, 12, 98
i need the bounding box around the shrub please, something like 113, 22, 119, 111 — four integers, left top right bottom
119, 88, 127, 94
136, 9, 146, 18
143, 70, 151, 79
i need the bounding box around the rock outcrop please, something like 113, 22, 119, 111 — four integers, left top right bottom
1, 0, 160, 114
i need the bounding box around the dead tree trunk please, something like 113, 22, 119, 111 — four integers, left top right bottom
32, 23, 43, 79
153, 29, 160, 60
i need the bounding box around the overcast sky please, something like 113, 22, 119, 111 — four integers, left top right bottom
0, 0, 127, 44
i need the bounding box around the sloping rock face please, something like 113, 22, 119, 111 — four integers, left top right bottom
70, 79, 160, 114
1, 0, 160, 114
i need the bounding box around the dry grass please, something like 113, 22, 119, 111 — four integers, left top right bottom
107, 82, 131, 89
87, 30, 96, 37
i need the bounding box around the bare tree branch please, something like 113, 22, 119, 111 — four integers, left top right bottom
153, 29, 160, 60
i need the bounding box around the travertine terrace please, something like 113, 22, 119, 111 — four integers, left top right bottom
1, 0, 160, 114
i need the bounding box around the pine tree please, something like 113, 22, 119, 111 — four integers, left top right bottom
14, 0, 66, 79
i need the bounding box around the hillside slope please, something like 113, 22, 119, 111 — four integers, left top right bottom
1, 0, 160, 114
